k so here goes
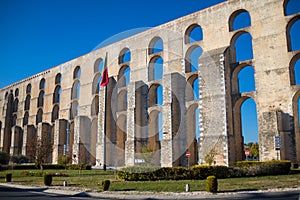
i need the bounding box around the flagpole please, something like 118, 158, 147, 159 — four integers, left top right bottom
102, 52, 108, 171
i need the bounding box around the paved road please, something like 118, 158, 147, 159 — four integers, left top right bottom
0, 184, 299, 200
0, 185, 104, 200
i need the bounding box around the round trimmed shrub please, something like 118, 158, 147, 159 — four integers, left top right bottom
5, 173, 12, 182
44, 174, 52, 186
102, 179, 110, 191
206, 176, 218, 193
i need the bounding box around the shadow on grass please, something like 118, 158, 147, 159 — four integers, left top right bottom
112, 188, 136, 191
218, 188, 258, 193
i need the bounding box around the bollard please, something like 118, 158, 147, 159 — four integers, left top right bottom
185, 184, 190, 192
63, 180, 68, 187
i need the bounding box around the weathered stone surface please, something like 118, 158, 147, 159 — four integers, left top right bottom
0, 0, 299, 166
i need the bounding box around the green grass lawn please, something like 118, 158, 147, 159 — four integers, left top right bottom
0, 169, 299, 193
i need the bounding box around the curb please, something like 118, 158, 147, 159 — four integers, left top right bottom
0, 183, 300, 200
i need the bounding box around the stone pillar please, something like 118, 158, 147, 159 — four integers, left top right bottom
9, 126, 23, 156
198, 51, 229, 166
259, 111, 280, 161
161, 74, 173, 167
37, 122, 52, 163
22, 125, 36, 162
10, 126, 18, 155
72, 116, 91, 164
0, 127, 3, 151
52, 119, 67, 164
259, 110, 296, 162
96, 86, 106, 168
125, 82, 136, 166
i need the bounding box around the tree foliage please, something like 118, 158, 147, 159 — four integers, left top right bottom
35, 137, 53, 171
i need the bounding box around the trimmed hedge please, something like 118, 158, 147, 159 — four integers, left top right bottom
206, 176, 218, 193
0, 164, 92, 171
102, 179, 110, 191
44, 174, 52, 186
230, 160, 291, 177
117, 166, 229, 181
117, 160, 292, 181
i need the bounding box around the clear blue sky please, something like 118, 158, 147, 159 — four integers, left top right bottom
0, 0, 225, 88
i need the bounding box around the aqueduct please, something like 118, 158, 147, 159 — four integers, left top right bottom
0, 0, 300, 167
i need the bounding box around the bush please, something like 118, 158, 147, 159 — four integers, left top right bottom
21, 170, 43, 177
206, 176, 218, 193
0, 151, 10, 165
43, 174, 52, 186
102, 179, 110, 191
5, 173, 12, 182
67, 164, 91, 170
11, 155, 29, 164
230, 160, 291, 177
292, 163, 299, 169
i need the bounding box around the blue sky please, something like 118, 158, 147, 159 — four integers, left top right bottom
0, 0, 225, 88
1, 0, 298, 145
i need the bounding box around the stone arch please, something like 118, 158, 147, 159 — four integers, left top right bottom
70, 101, 79, 119
4, 91, 8, 100
186, 103, 199, 165
148, 84, 163, 107
73, 66, 81, 79
37, 90, 45, 108
39, 78, 46, 90
13, 98, 19, 113
229, 9, 251, 31
119, 48, 131, 64
148, 56, 163, 81
184, 24, 203, 44
185, 45, 203, 73
148, 109, 162, 166
15, 88, 19, 97
3, 92, 13, 153
118, 65, 130, 88
90, 118, 97, 165
148, 37, 163, 55
186, 74, 199, 101
71, 80, 80, 100
23, 111, 29, 126
12, 114, 17, 126
26, 84, 31, 94
290, 53, 300, 85
230, 31, 253, 63
116, 114, 127, 166
232, 64, 255, 93
233, 96, 258, 161
24, 95, 31, 111
284, 0, 300, 16
53, 85, 62, 104
292, 90, 300, 163
117, 89, 127, 112
51, 105, 59, 122
92, 73, 101, 95
286, 16, 300, 52
91, 96, 99, 116
55, 73, 62, 85
94, 57, 104, 73
36, 108, 43, 125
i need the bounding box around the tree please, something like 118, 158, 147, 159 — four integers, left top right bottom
204, 148, 217, 166
35, 137, 53, 172
250, 143, 259, 158
140, 145, 155, 166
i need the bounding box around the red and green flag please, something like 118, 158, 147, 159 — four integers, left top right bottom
100, 52, 109, 87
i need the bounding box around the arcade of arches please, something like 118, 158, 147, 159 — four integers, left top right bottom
0, 0, 300, 167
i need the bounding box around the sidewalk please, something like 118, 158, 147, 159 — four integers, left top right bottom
0, 182, 300, 200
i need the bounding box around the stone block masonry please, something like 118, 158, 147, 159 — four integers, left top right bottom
0, 0, 299, 167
